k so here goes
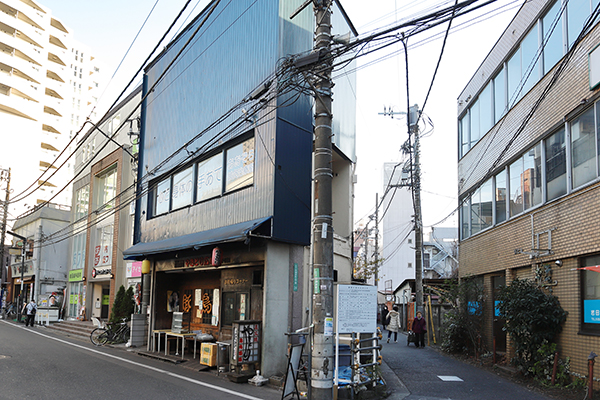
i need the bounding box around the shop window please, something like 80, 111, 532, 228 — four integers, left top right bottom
196, 153, 223, 202
225, 137, 255, 192
581, 255, 600, 333
545, 128, 567, 200
222, 292, 249, 326
153, 177, 170, 216
171, 166, 194, 210
571, 107, 596, 188
95, 166, 117, 212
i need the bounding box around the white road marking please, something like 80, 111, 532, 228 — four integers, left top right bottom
2, 321, 263, 400
438, 375, 463, 382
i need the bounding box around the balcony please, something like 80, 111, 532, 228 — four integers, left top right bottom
50, 18, 68, 34
43, 104, 61, 117
48, 34, 66, 50
0, 84, 38, 119
47, 51, 65, 67
46, 69, 64, 83
2, 0, 46, 30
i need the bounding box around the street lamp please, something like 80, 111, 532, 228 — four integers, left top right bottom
8, 231, 26, 323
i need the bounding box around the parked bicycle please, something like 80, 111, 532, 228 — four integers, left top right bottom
90, 318, 130, 346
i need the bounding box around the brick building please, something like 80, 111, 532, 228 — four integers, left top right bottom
457, 0, 600, 381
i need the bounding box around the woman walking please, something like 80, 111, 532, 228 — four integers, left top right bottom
386, 306, 401, 343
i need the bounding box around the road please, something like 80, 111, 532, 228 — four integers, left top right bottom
0, 320, 281, 400
380, 331, 554, 400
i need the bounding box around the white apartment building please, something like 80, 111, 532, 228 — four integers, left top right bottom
380, 162, 415, 295
0, 0, 104, 220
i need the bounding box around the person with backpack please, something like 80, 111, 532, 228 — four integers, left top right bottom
23, 299, 37, 327
386, 306, 401, 343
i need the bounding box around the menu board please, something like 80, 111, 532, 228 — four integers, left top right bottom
337, 285, 377, 333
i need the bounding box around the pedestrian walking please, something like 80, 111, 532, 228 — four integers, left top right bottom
412, 310, 427, 348
23, 300, 37, 327
381, 305, 389, 330
386, 306, 401, 343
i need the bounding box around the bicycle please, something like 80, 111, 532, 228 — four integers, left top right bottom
90, 318, 130, 346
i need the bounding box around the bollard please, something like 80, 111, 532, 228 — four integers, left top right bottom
589, 352, 597, 400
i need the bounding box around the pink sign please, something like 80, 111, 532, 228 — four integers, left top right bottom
127, 262, 142, 278
94, 246, 101, 266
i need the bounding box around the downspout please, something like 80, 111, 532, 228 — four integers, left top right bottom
34, 224, 43, 303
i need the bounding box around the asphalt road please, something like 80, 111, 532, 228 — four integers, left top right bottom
380, 331, 554, 400
0, 320, 281, 400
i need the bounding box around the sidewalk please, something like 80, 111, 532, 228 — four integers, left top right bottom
380, 331, 555, 400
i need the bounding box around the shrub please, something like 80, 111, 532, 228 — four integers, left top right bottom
496, 278, 568, 373
440, 278, 485, 355
109, 285, 135, 324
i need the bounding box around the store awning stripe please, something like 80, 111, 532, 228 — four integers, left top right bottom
123, 216, 272, 260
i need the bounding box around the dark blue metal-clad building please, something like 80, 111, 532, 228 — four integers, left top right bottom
124, 0, 356, 375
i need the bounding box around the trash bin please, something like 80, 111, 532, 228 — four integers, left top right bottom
216, 341, 231, 373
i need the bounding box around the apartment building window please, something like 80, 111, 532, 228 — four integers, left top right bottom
72, 232, 86, 271
545, 128, 567, 200
581, 254, 600, 333
568, 0, 592, 47
571, 107, 596, 188
494, 68, 506, 122
460, 198, 470, 240
471, 179, 492, 235
509, 144, 542, 217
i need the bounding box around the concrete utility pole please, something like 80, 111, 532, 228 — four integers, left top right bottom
374, 194, 379, 287
0, 168, 10, 292
411, 105, 424, 311
379, 105, 424, 310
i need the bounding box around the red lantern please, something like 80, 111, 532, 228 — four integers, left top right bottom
212, 247, 221, 267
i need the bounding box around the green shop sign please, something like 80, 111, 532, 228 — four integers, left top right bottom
69, 269, 83, 282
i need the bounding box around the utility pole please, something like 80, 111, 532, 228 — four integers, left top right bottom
374, 193, 379, 287
311, 1, 334, 397
410, 105, 424, 311
291, 0, 335, 398
379, 105, 424, 311
0, 168, 9, 306
8, 230, 26, 322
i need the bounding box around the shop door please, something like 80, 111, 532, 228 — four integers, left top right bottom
492, 275, 506, 352
101, 287, 110, 319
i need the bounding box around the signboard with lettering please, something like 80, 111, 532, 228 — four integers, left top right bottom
126, 262, 142, 278
69, 269, 83, 282
337, 285, 377, 333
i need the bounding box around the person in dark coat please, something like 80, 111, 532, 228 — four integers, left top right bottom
381, 305, 389, 330
412, 310, 427, 348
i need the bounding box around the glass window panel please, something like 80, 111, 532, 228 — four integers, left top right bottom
521, 26, 540, 94
96, 167, 117, 211
509, 157, 524, 216
568, 0, 590, 47
508, 48, 522, 105
460, 198, 470, 240
72, 232, 86, 271
480, 82, 493, 134
582, 255, 600, 328
75, 185, 89, 220
225, 137, 255, 192
571, 108, 596, 188
480, 178, 493, 230
494, 68, 506, 123
470, 100, 480, 147
471, 187, 482, 235
495, 169, 507, 223
460, 115, 469, 157
545, 128, 567, 200
171, 166, 194, 210
154, 178, 170, 216
197, 153, 223, 202
596, 102, 600, 177
543, 1, 564, 74
523, 144, 542, 210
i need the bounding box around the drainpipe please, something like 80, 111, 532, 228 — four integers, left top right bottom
34, 225, 43, 303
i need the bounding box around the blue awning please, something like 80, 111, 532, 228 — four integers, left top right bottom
123, 216, 272, 260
